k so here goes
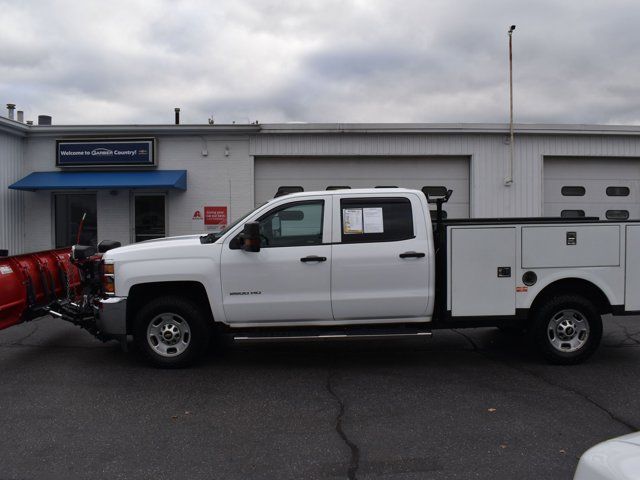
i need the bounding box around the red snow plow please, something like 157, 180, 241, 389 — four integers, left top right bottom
0, 240, 121, 339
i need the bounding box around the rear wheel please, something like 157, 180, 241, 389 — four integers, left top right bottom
531, 294, 602, 365
134, 296, 211, 368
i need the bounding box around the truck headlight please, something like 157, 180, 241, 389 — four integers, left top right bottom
102, 262, 115, 295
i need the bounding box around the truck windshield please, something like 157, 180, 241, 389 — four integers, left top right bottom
200, 203, 266, 244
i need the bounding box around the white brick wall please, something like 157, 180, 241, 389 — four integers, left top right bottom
18, 134, 255, 252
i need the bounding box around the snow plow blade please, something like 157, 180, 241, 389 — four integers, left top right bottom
0, 248, 81, 330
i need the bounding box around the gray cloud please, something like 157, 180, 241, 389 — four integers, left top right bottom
1, 0, 639, 125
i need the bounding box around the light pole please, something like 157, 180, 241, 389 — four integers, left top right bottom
505, 24, 516, 186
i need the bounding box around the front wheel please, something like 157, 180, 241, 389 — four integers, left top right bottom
531, 294, 602, 365
134, 296, 211, 368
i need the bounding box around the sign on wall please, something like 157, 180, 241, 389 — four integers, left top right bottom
204, 206, 228, 227
192, 206, 228, 231
56, 138, 156, 167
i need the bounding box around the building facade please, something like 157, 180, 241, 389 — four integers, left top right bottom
2, 116, 640, 254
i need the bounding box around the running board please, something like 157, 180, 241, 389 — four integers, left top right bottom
233, 326, 432, 343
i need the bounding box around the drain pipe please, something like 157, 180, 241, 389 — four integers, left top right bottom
505, 25, 516, 186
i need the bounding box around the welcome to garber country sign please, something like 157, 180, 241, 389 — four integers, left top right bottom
56, 138, 156, 167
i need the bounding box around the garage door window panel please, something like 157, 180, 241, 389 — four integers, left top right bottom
606, 186, 630, 197
561, 186, 586, 196
561, 210, 586, 218
258, 201, 324, 248
606, 210, 629, 220
275, 186, 304, 197
340, 198, 414, 244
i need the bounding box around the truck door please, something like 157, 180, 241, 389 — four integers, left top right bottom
330, 194, 432, 321
220, 196, 333, 324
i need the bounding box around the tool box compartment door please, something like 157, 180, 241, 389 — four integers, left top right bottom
450, 227, 516, 317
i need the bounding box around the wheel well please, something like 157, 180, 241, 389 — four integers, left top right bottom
126, 281, 213, 333
530, 278, 612, 316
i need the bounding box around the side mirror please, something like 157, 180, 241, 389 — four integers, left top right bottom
241, 222, 261, 252
72, 244, 97, 261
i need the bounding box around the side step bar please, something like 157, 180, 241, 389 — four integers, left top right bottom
233, 326, 432, 343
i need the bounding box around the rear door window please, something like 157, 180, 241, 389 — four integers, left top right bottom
340, 197, 414, 243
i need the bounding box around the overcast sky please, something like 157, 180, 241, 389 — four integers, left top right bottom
1, 0, 639, 125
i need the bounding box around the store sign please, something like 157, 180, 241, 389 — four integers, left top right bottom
56, 138, 156, 167
204, 206, 228, 227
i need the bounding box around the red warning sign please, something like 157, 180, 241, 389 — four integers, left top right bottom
204, 206, 227, 226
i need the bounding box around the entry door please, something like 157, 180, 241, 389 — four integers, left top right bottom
331, 195, 431, 321
220, 197, 333, 324
54, 193, 98, 247
134, 194, 166, 242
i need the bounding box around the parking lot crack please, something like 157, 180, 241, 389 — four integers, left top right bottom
452, 329, 639, 432
326, 371, 360, 480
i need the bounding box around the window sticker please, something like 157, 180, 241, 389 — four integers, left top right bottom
343, 208, 363, 234
363, 207, 384, 233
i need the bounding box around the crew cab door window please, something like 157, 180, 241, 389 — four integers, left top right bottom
258, 201, 323, 247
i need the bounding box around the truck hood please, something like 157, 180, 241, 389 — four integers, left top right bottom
104, 234, 209, 261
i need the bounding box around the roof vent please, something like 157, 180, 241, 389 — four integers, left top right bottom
6, 103, 15, 120
37, 115, 52, 126
17, 111, 24, 123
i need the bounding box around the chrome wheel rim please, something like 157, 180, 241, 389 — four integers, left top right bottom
147, 313, 191, 357
547, 309, 590, 353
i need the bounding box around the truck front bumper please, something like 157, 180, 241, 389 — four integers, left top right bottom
97, 297, 127, 337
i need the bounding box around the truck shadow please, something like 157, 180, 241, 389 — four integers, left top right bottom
202, 327, 542, 370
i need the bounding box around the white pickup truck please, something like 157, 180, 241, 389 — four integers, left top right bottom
94, 188, 640, 367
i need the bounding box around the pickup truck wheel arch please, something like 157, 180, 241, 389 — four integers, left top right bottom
133, 295, 211, 368
530, 293, 603, 365
126, 281, 213, 335
529, 278, 612, 317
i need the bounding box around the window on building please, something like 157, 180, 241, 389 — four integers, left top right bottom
606, 186, 630, 197
561, 209, 586, 218
606, 210, 629, 220
561, 186, 586, 196
340, 197, 414, 244
54, 193, 98, 247
275, 186, 304, 197
326, 186, 351, 190
257, 200, 324, 247
134, 194, 166, 242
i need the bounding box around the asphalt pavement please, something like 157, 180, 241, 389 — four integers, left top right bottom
1, 315, 639, 480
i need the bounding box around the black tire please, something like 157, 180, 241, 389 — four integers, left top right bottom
530, 294, 602, 365
133, 296, 211, 368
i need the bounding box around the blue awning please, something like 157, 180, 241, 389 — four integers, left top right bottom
9, 170, 187, 191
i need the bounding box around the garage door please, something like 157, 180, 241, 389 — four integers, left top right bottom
544, 157, 640, 220
254, 156, 470, 218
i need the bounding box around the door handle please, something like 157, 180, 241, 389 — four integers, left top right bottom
300, 255, 327, 263
399, 251, 426, 259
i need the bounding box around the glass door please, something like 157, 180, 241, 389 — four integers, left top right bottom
134, 194, 166, 242
54, 193, 98, 247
